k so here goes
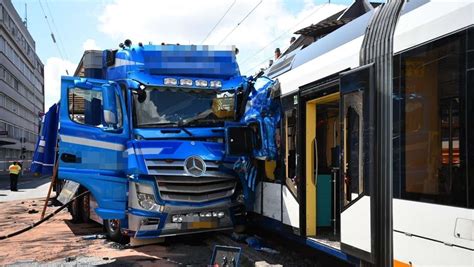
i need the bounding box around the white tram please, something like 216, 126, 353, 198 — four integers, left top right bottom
250, 0, 474, 266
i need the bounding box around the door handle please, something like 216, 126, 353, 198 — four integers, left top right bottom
61, 153, 78, 163
314, 138, 318, 185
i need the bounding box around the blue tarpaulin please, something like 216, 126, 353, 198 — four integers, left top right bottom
31, 104, 59, 175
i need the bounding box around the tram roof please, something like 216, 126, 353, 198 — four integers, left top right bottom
272, 0, 474, 96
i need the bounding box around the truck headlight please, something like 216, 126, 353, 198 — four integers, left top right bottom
137, 192, 158, 211
180, 79, 193, 86
135, 183, 163, 212
195, 79, 208, 87
164, 77, 178, 85
210, 80, 222, 88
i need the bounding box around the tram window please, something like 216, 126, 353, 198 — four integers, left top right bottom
399, 32, 467, 208
284, 109, 298, 198
342, 91, 364, 206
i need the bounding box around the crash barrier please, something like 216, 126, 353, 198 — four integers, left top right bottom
0, 190, 89, 240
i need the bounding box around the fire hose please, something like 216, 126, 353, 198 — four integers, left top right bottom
0, 191, 89, 240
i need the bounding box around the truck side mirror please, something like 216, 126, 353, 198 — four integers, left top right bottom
102, 84, 118, 126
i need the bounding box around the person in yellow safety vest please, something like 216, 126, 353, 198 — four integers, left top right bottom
8, 161, 21, 191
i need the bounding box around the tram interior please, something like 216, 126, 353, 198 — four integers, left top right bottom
310, 98, 342, 249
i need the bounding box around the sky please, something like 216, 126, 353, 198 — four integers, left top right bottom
11, 0, 366, 109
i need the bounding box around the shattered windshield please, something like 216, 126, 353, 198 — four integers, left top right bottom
133, 87, 235, 128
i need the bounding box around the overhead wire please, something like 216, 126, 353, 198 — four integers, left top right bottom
44, 0, 70, 62
240, 2, 329, 70
38, 0, 69, 75
218, 0, 263, 45
242, 55, 273, 75
201, 0, 237, 44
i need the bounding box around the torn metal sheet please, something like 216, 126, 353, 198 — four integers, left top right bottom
242, 77, 281, 160
57, 180, 80, 204
235, 77, 282, 210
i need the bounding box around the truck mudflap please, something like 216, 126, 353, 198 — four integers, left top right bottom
226, 76, 282, 210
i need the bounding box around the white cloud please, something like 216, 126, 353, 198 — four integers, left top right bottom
44, 57, 76, 109
97, 0, 346, 75
82, 39, 101, 51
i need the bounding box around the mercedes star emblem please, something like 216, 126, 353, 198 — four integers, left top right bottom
184, 156, 206, 177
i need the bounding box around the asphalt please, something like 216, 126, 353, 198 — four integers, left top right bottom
0, 173, 52, 202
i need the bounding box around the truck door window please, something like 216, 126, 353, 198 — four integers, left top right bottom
68, 87, 123, 129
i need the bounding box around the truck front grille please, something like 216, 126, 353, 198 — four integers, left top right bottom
146, 160, 237, 203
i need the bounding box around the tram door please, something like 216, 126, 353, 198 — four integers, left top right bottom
305, 92, 340, 237
339, 64, 375, 262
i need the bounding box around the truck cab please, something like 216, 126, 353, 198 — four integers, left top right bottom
57, 43, 255, 241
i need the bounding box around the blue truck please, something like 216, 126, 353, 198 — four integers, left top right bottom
43, 41, 278, 243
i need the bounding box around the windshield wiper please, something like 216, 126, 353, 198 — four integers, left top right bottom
138, 122, 193, 137
183, 118, 222, 127
177, 120, 193, 137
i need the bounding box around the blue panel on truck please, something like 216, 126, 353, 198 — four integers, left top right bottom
58, 76, 130, 220
59, 168, 127, 219
106, 45, 241, 81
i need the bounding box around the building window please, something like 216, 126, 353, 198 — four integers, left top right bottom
397, 31, 468, 208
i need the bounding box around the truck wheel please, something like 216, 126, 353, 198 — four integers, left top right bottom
104, 219, 130, 244
69, 197, 83, 223
80, 192, 90, 223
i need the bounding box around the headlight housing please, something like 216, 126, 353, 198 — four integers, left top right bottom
137, 192, 159, 210
135, 183, 163, 212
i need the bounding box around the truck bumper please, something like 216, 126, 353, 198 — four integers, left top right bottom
127, 203, 243, 239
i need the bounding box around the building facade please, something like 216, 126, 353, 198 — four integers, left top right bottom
0, 0, 44, 171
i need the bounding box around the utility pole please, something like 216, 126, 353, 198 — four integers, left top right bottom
23, 3, 27, 28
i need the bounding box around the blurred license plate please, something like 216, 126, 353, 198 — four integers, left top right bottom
188, 221, 217, 229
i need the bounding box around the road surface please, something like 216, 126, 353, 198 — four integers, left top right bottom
0, 173, 52, 202
0, 174, 352, 266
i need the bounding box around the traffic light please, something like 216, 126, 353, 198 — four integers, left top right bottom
21, 147, 26, 154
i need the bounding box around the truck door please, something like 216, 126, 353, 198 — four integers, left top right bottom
58, 76, 129, 220
339, 64, 375, 262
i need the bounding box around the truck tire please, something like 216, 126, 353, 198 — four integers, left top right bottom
104, 219, 130, 244
80, 192, 90, 223
69, 196, 83, 223
68, 187, 88, 223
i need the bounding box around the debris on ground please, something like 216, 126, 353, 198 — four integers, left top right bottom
81, 234, 107, 240
0, 198, 345, 266
231, 233, 280, 255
